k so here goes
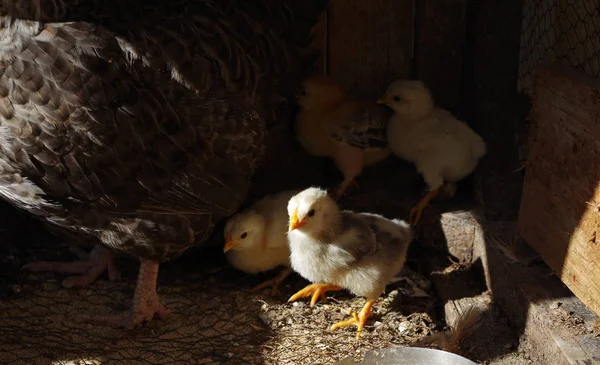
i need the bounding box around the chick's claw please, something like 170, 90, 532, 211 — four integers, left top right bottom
288, 282, 343, 306
408, 203, 427, 226
331, 300, 375, 339
250, 268, 293, 296
408, 188, 439, 226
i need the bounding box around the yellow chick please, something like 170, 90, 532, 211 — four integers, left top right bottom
295, 75, 391, 198
223, 190, 300, 296
286, 187, 414, 339
377, 80, 487, 225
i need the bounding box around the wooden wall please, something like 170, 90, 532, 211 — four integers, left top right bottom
315, 0, 468, 110
518, 65, 600, 316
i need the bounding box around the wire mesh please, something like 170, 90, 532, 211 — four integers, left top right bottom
0, 169, 440, 365
518, 0, 600, 95
0, 241, 437, 365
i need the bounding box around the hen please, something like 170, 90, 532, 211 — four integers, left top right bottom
378, 80, 487, 225
295, 75, 391, 198
0, 0, 327, 328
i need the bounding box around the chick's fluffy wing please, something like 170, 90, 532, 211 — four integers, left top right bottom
328, 101, 391, 150
335, 211, 383, 261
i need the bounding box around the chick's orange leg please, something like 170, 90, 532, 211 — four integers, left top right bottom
23, 244, 121, 288
250, 267, 293, 296
77, 260, 171, 329
332, 146, 364, 199
331, 300, 375, 339
288, 282, 343, 306
333, 179, 360, 199
408, 188, 440, 226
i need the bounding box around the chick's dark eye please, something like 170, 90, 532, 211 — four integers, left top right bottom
393, 96, 401, 102
307, 209, 315, 217
300, 89, 307, 96
241, 232, 247, 239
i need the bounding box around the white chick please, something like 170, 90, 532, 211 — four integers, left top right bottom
377, 80, 487, 225
223, 190, 300, 296
286, 187, 414, 339
296, 75, 391, 198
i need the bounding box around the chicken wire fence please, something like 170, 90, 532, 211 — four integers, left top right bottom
0, 209, 438, 365
518, 0, 600, 95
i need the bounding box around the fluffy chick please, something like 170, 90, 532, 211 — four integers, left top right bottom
223, 190, 300, 296
286, 187, 414, 339
296, 75, 391, 198
378, 80, 487, 225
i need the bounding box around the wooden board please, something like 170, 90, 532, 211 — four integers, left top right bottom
310, 9, 329, 74
518, 65, 600, 316
327, 0, 414, 99
414, 0, 466, 110
469, 0, 524, 221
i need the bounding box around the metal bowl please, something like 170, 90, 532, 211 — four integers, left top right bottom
334, 346, 478, 365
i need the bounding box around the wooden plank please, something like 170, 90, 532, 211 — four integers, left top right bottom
309, 9, 329, 74
468, 0, 524, 221
414, 0, 467, 110
518, 65, 600, 317
327, 0, 414, 99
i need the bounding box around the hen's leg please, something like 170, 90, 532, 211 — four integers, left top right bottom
23, 245, 120, 288
250, 267, 293, 296
408, 188, 440, 226
331, 300, 375, 339
79, 260, 171, 329
288, 282, 343, 306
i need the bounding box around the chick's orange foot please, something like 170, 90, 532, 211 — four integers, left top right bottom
331, 300, 375, 339
23, 244, 120, 288
288, 282, 343, 306
250, 267, 293, 296
408, 188, 439, 226
78, 260, 170, 329
331, 180, 360, 200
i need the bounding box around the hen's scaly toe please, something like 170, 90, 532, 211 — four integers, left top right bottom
23, 245, 119, 288
78, 303, 171, 330
79, 260, 170, 329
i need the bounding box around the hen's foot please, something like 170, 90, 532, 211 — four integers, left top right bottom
250, 267, 293, 296
331, 300, 375, 339
288, 282, 343, 306
408, 188, 440, 226
23, 245, 120, 288
78, 260, 170, 329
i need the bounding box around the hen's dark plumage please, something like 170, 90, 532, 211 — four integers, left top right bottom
0, 0, 327, 327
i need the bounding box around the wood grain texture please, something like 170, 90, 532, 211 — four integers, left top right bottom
414, 0, 466, 110
327, 0, 414, 99
312, 10, 329, 74
518, 65, 600, 316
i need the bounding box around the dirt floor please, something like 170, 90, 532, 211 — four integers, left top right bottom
0, 138, 528, 365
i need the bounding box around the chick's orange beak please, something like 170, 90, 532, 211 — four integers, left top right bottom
223, 237, 238, 253
288, 208, 306, 232
376, 97, 387, 104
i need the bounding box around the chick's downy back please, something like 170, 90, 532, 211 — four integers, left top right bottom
383, 80, 486, 189
287, 188, 413, 301
0, 0, 328, 262
224, 189, 299, 274
295, 76, 391, 196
